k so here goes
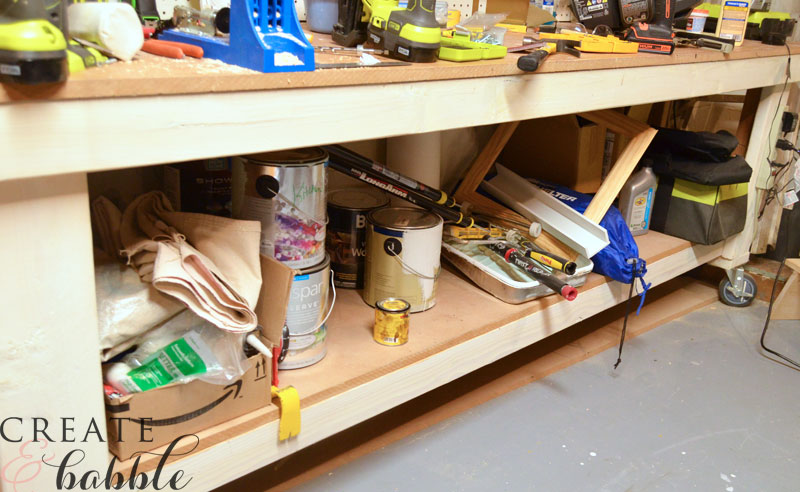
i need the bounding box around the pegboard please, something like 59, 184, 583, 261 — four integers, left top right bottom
554, 0, 577, 22
454, 0, 478, 20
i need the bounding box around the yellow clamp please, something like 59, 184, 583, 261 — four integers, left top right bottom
271, 385, 301, 440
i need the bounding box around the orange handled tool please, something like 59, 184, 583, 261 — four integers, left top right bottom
155, 40, 204, 58
141, 39, 204, 59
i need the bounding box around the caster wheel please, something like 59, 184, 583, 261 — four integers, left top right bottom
719, 273, 757, 307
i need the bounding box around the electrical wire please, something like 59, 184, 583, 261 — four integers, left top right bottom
756, 49, 794, 220
758, 154, 797, 219
759, 178, 799, 371
760, 259, 800, 371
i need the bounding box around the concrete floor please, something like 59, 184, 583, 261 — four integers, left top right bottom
291, 300, 800, 492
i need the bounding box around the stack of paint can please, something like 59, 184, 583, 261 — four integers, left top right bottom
232, 148, 331, 370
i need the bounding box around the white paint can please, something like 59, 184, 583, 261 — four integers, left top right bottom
363, 207, 443, 313
278, 325, 327, 370
232, 148, 328, 269
286, 254, 331, 336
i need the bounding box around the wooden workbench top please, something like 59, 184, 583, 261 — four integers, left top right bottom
2, 34, 797, 103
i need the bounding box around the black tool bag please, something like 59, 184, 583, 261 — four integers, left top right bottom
644, 129, 752, 245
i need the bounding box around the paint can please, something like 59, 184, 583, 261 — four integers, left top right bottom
286, 254, 331, 336
232, 148, 327, 269
163, 158, 232, 217
278, 325, 328, 370
373, 298, 410, 346
326, 188, 390, 288
363, 207, 443, 313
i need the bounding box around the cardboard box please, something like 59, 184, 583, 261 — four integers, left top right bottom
105, 254, 294, 460
500, 115, 607, 193
105, 354, 270, 460
483, 0, 530, 25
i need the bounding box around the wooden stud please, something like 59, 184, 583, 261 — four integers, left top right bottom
579, 108, 653, 138
453, 122, 519, 202
452, 121, 578, 260
580, 110, 659, 224
735, 88, 762, 157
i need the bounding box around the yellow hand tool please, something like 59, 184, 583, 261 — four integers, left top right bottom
526, 31, 640, 54
516, 39, 580, 72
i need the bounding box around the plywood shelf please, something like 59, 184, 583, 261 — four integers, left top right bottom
119, 231, 723, 489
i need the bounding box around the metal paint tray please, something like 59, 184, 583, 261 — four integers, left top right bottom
442, 239, 593, 304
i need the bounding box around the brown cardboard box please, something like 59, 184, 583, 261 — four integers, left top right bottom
105, 254, 294, 460
483, 0, 530, 25
500, 115, 607, 193
105, 354, 270, 460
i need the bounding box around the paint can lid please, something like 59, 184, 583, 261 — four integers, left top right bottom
242, 147, 328, 165
377, 298, 411, 313
328, 188, 390, 210
368, 207, 442, 230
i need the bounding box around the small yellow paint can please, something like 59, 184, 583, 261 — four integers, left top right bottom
373, 298, 411, 346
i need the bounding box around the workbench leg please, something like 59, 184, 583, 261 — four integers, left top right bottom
710, 85, 785, 270
386, 131, 442, 188
0, 173, 108, 488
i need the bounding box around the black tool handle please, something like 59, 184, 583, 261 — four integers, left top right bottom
488, 243, 577, 301
325, 145, 456, 207
327, 157, 474, 226
517, 49, 548, 72
506, 229, 577, 275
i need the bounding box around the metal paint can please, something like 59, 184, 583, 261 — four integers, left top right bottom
232, 148, 328, 269
373, 298, 410, 346
363, 207, 443, 313
278, 325, 328, 370
326, 188, 390, 288
286, 254, 331, 336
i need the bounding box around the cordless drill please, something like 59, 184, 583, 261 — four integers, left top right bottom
624, 0, 676, 54
0, 0, 68, 84
362, 0, 441, 62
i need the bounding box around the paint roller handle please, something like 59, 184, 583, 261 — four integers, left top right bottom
327, 157, 473, 226
324, 145, 457, 208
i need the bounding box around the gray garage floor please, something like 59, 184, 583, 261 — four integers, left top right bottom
291, 300, 800, 492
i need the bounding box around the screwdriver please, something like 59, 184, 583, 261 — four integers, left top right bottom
488, 242, 578, 301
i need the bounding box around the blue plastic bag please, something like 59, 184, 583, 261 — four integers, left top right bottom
530, 180, 651, 312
